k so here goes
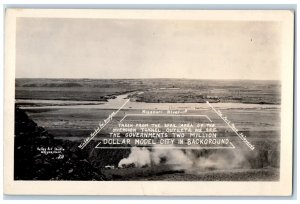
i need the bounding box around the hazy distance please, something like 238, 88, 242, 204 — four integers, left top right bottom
16, 18, 281, 80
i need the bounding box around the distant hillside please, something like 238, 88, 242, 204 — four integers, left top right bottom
15, 78, 281, 104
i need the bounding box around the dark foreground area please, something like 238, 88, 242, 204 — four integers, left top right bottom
14, 106, 106, 180
103, 168, 279, 181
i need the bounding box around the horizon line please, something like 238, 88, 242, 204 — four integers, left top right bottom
15, 77, 281, 81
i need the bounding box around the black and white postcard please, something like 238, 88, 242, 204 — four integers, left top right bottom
4, 9, 294, 196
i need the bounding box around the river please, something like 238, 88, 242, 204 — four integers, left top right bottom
17, 93, 279, 111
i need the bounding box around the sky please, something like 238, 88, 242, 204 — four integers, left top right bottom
16, 18, 282, 80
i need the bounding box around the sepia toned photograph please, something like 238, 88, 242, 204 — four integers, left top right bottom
4, 9, 294, 195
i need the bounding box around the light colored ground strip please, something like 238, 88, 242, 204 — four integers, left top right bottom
95, 142, 235, 149
119, 114, 212, 123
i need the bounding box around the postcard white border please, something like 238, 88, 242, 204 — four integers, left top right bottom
4, 9, 294, 196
